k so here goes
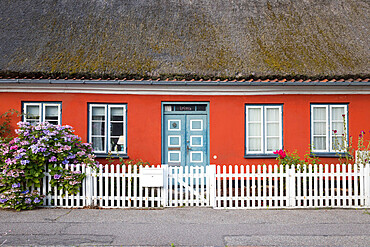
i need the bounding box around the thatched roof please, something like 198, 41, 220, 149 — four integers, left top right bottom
0, 0, 369, 79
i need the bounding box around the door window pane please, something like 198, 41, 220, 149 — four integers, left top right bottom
190, 120, 203, 131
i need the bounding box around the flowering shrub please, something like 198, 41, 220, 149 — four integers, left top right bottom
0, 183, 43, 210
49, 166, 85, 195
274, 148, 320, 170
0, 122, 98, 210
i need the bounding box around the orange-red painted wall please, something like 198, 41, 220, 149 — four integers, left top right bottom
1, 92, 370, 165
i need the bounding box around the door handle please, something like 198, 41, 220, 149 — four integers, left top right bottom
187, 145, 192, 154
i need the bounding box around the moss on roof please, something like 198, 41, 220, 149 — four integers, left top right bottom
0, 0, 369, 78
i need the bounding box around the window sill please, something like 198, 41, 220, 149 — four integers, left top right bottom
244, 154, 278, 159
310, 153, 352, 158
94, 153, 129, 159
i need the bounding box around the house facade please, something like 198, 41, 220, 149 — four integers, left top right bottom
1, 78, 369, 166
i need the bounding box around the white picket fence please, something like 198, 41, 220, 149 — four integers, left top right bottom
38, 163, 370, 209
215, 164, 370, 209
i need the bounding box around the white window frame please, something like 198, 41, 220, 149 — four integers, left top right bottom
89, 104, 127, 155
311, 104, 348, 153
23, 102, 61, 125
245, 105, 283, 155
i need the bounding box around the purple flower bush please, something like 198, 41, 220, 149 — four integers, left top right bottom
0, 122, 99, 210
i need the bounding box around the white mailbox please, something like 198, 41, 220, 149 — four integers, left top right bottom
141, 167, 164, 187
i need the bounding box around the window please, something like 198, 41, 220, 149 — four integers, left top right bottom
311, 104, 348, 153
23, 102, 61, 125
245, 105, 283, 156
88, 104, 127, 155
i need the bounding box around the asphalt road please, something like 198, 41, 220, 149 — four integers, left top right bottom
0, 207, 369, 246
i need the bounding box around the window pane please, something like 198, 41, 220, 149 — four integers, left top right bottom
248, 123, 261, 136
45, 105, 58, 117
92, 137, 105, 151
111, 107, 124, 121
111, 123, 123, 136
45, 105, 59, 124
26, 105, 40, 119
92, 107, 105, 120
313, 107, 326, 121
332, 107, 345, 121
248, 108, 261, 121
313, 122, 326, 135
266, 123, 279, 136
196, 105, 207, 111
332, 122, 344, 135
332, 136, 344, 150
266, 108, 279, 121
248, 138, 261, 151
267, 137, 279, 151
47, 120, 59, 125
110, 138, 123, 151
92, 122, 105, 135
313, 137, 326, 150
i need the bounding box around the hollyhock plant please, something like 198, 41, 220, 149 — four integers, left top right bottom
0, 121, 99, 210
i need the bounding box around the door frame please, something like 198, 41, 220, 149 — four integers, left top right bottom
161, 101, 210, 166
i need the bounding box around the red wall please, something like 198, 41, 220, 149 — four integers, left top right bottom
1, 92, 369, 165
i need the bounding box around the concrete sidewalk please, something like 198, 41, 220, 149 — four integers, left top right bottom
0, 207, 369, 246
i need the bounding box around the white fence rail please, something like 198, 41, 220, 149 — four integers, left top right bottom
214, 164, 370, 209
39, 164, 370, 209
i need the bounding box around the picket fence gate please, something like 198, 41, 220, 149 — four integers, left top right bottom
38, 163, 370, 209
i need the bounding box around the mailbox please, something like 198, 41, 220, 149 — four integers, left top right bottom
141, 167, 164, 187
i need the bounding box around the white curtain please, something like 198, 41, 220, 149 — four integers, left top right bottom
44, 105, 59, 124
313, 107, 327, 151
91, 107, 106, 152
248, 108, 262, 152
266, 108, 280, 151
331, 107, 346, 150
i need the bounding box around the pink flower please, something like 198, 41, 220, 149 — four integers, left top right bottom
10, 145, 18, 150
273, 149, 286, 159
333, 130, 337, 134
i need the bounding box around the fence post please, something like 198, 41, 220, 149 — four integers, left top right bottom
85, 166, 92, 207
288, 166, 296, 207
365, 163, 370, 207
207, 165, 216, 208
161, 164, 168, 207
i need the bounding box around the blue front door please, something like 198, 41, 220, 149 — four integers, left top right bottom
163, 104, 208, 167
